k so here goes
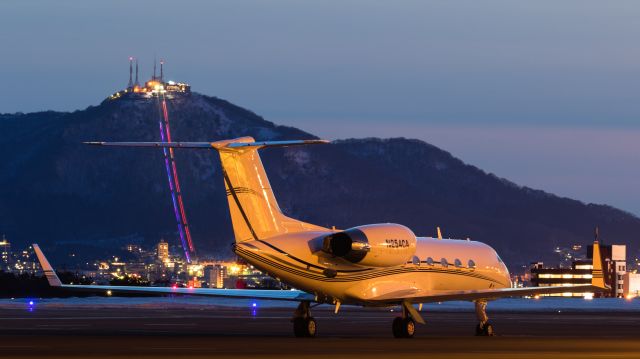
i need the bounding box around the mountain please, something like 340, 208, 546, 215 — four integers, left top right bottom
1, 93, 638, 268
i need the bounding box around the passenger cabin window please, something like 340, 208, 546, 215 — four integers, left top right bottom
440, 258, 448, 267
426, 257, 434, 266
454, 259, 462, 268
468, 259, 476, 269
412, 256, 420, 266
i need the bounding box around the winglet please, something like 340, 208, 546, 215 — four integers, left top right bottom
590, 229, 607, 289
33, 244, 62, 287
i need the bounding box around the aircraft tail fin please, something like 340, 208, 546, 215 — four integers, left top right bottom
591, 230, 608, 289
87, 137, 330, 243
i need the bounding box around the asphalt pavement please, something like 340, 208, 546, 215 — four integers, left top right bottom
1, 305, 639, 358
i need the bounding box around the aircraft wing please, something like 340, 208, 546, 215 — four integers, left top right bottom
368, 284, 602, 304
33, 244, 314, 302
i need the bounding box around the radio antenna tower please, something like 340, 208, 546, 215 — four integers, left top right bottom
134, 58, 140, 87
160, 59, 164, 82
127, 57, 134, 88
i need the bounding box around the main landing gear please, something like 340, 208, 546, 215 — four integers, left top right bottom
474, 300, 494, 336
292, 301, 317, 337
392, 301, 423, 338
392, 316, 416, 338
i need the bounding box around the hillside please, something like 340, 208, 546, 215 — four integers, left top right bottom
1, 93, 638, 267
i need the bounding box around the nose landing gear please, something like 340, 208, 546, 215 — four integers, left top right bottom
474, 300, 494, 336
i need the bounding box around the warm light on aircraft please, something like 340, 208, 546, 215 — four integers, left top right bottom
33, 137, 607, 338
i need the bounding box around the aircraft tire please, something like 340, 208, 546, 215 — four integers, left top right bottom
293, 317, 317, 337
475, 322, 494, 336
392, 317, 415, 338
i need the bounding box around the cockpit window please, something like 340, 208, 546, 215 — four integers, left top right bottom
412, 256, 420, 265
454, 259, 462, 267
468, 259, 476, 269
426, 257, 434, 266
440, 258, 448, 267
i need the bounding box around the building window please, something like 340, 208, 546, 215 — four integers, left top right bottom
441, 258, 449, 268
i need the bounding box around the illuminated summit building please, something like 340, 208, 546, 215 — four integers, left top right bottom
107, 57, 191, 101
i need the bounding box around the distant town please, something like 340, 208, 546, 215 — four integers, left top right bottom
2, 232, 639, 298
0, 236, 284, 291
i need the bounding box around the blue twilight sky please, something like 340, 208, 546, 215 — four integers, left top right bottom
1, 1, 639, 214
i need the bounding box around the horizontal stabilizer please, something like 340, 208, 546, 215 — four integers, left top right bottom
85, 141, 213, 148
84, 138, 329, 150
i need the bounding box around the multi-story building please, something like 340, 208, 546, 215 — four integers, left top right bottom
623, 272, 640, 298
0, 236, 11, 271
529, 260, 593, 297
207, 264, 227, 289
530, 243, 628, 298
157, 240, 169, 263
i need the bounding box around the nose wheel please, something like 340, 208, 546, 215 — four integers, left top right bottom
475, 321, 494, 336
292, 301, 317, 337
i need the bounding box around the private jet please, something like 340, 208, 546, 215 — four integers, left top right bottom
34, 137, 606, 338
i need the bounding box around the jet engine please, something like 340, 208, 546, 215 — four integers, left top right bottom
322, 223, 417, 267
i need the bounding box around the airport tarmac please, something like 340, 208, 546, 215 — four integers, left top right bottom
1, 305, 640, 358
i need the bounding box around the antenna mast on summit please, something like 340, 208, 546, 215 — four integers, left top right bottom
134, 59, 140, 87
127, 57, 134, 89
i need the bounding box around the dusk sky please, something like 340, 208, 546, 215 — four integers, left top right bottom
1, 1, 639, 214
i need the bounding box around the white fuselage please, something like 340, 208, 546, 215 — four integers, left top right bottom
234, 232, 511, 305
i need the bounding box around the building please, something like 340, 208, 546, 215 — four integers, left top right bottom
207, 264, 227, 289
530, 243, 628, 298
157, 240, 169, 263
529, 260, 594, 297
587, 244, 626, 298
107, 58, 191, 101
0, 236, 11, 271
623, 272, 640, 298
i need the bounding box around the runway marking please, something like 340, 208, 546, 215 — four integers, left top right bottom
36, 324, 91, 327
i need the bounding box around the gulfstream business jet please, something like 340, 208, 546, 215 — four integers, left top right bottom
33, 137, 606, 338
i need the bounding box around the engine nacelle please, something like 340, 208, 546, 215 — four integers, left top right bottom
322, 223, 417, 267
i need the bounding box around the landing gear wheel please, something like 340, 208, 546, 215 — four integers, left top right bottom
475, 321, 494, 336
293, 317, 317, 337
392, 317, 415, 338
